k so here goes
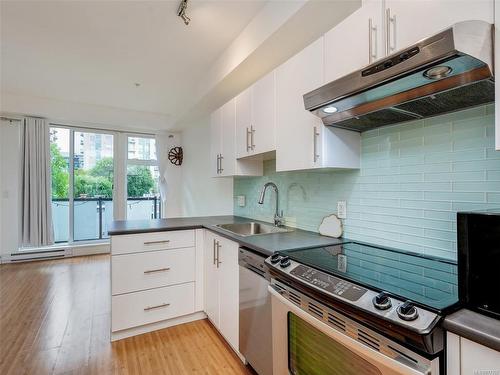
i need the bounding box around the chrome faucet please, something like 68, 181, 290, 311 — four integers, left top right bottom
258, 182, 284, 227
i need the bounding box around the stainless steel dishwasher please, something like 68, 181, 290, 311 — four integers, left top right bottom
239, 247, 273, 375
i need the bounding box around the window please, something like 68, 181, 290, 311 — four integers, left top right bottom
73, 131, 114, 240
50, 127, 114, 242
50, 127, 70, 243
126, 136, 160, 219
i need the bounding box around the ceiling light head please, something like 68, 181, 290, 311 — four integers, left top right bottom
323, 106, 338, 114
177, 0, 190, 25
424, 66, 452, 80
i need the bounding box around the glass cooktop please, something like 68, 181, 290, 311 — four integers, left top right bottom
279, 241, 458, 311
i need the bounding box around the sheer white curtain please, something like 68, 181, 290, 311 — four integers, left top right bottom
21, 117, 54, 247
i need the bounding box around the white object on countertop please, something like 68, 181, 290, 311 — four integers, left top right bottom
318, 214, 343, 238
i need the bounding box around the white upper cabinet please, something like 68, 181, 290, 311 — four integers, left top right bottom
384, 0, 494, 55
325, 0, 384, 82
276, 37, 360, 172
211, 99, 262, 178
235, 89, 252, 158
210, 107, 223, 177
236, 71, 276, 158
251, 70, 276, 155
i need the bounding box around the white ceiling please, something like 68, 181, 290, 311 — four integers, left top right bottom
0, 0, 267, 123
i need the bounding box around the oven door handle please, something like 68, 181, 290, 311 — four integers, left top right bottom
268, 286, 432, 375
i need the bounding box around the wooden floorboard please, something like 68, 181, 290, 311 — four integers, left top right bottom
0, 255, 254, 375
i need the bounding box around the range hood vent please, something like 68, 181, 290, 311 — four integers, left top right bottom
304, 21, 494, 132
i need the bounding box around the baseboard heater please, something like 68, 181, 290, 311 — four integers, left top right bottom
9, 249, 65, 262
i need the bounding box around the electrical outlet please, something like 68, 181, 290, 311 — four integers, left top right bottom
337, 201, 347, 219
237, 195, 246, 207
337, 254, 347, 273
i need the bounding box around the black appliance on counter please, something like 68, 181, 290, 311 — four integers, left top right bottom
458, 210, 500, 320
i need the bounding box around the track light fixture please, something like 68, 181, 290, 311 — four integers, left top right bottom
177, 0, 190, 25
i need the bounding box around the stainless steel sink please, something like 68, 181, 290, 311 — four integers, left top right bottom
215, 222, 293, 237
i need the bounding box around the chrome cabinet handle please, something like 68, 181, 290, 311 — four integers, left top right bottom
385, 8, 396, 54
219, 154, 224, 173
313, 126, 320, 163
246, 127, 251, 152
216, 154, 220, 174
144, 240, 170, 245
250, 125, 255, 150
216, 241, 222, 268
368, 18, 377, 63
144, 267, 170, 274
144, 303, 170, 311
213, 239, 216, 265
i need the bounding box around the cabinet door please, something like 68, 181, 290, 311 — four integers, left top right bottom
204, 231, 219, 327
276, 37, 325, 172
385, 0, 494, 54
325, 0, 384, 82
210, 108, 222, 177
235, 89, 252, 159
217, 236, 240, 351
461, 337, 500, 374
251, 70, 276, 155
220, 99, 236, 176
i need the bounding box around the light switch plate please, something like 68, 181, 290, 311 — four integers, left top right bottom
237, 195, 246, 207
337, 201, 347, 219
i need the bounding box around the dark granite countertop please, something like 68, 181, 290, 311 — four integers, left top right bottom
443, 309, 500, 352
108, 215, 346, 256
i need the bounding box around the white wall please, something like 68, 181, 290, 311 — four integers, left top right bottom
181, 120, 233, 217
1, 92, 171, 132
0, 119, 21, 258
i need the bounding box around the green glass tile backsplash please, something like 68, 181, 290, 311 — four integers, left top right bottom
233, 105, 500, 260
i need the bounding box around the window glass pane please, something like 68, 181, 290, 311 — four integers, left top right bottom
74, 131, 114, 241
128, 136, 156, 161
127, 165, 160, 219
50, 127, 70, 243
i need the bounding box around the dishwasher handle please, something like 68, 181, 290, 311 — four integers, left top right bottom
240, 262, 267, 278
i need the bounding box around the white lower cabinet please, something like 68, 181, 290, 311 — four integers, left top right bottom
110, 229, 204, 340
112, 283, 195, 332
447, 332, 500, 374
204, 230, 240, 354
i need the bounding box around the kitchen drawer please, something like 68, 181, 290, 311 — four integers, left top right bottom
111, 230, 195, 255
112, 247, 195, 295
111, 282, 195, 332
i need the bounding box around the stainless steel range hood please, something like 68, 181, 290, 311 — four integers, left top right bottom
304, 20, 494, 132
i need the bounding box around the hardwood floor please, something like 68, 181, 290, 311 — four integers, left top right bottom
0, 255, 254, 375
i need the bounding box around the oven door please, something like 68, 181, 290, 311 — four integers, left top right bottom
269, 284, 440, 375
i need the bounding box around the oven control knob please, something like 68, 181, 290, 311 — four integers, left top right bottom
372, 292, 392, 310
397, 301, 419, 321
280, 256, 291, 268
270, 254, 282, 264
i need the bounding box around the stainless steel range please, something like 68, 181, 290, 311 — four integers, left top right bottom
265, 241, 459, 375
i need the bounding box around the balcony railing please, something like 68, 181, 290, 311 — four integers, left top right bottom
52, 197, 161, 243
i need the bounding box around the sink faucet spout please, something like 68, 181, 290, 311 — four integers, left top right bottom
258, 182, 284, 226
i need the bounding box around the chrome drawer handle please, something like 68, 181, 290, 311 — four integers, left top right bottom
144, 240, 170, 245
144, 303, 170, 311
144, 267, 170, 274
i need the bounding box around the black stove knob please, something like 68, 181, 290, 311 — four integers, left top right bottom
280, 256, 291, 268
270, 254, 282, 264
372, 292, 392, 310
397, 301, 419, 321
